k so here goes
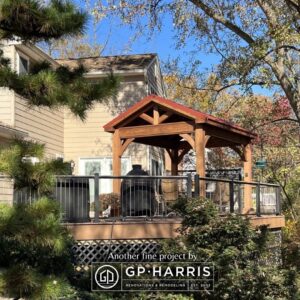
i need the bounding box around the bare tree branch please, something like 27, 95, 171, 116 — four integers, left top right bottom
175, 79, 279, 94
191, 0, 255, 44
252, 117, 300, 130
285, 0, 300, 15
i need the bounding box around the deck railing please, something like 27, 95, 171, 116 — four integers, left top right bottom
0, 174, 281, 223
195, 175, 281, 216
54, 175, 191, 222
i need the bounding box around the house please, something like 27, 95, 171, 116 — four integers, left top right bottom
0, 41, 166, 196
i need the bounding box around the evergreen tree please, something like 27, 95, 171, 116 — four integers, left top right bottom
0, 197, 76, 299
0, 0, 118, 119
0, 138, 70, 196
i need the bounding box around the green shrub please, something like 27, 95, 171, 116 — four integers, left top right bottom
163, 197, 296, 299
0, 197, 74, 299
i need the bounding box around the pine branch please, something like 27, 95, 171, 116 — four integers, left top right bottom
0, 61, 119, 120
0, 1, 120, 119
0, 0, 87, 41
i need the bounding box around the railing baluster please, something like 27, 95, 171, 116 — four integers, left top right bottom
187, 173, 192, 198
94, 173, 100, 223
276, 186, 281, 215
229, 180, 234, 213
256, 182, 261, 217
237, 182, 242, 214
194, 174, 199, 198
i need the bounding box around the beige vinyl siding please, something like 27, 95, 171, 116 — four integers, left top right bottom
124, 143, 149, 172
147, 60, 165, 96
14, 95, 64, 157
0, 45, 16, 126
0, 88, 14, 126
64, 80, 149, 174
0, 176, 13, 205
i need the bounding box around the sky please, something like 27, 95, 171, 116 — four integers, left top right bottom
75, 1, 219, 71
73, 0, 274, 96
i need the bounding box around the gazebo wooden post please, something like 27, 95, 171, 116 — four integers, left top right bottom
112, 129, 121, 194
171, 149, 178, 176
195, 126, 206, 197
243, 143, 253, 213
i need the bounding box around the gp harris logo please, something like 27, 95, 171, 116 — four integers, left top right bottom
91, 262, 214, 292
94, 265, 120, 289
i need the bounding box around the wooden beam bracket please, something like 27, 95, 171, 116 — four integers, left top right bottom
139, 113, 154, 124
158, 111, 173, 123
230, 145, 246, 161
179, 133, 195, 150
205, 135, 211, 146
178, 147, 190, 163
120, 138, 135, 156
166, 148, 174, 161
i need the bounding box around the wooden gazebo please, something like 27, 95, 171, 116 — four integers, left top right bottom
104, 95, 256, 211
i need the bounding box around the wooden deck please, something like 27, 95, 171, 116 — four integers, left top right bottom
66, 215, 285, 240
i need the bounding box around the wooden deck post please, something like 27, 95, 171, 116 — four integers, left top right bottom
195, 126, 206, 197
112, 129, 121, 193
171, 149, 178, 175
243, 143, 253, 213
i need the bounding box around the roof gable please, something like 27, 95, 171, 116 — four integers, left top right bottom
103, 95, 256, 138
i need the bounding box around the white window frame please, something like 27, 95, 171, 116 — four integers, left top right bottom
78, 157, 131, 176
79, 156, 131, 195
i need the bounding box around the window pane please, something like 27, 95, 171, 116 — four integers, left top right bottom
121, 158, 131, 175
151, 159, 162, 175
85, 161, 101, 176
19, 56, 29, 74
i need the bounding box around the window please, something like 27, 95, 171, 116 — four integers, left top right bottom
151, 159, 162, 176
154, 63, 159, 77
79, 157, 131, 193
18, 54, 29, 74
84, 160, 102, 176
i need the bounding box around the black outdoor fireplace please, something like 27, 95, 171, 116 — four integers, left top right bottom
121, 165, 156, 217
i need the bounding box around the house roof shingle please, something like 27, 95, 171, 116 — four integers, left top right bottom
56, 54, 156, 72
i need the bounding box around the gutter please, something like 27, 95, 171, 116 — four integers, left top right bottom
84, 69, 145, 78
15, 43, 60, 68
0, 124, 28, 139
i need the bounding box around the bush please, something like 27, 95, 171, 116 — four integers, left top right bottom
0, 197, 75, 299
162, 197, 296, 299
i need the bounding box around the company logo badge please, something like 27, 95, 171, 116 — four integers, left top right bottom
94, 265, 119, 289
92, 262, 214, 292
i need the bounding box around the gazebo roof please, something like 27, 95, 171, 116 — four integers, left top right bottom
104, 95, 256, 140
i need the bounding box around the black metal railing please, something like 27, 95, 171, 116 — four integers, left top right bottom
5, 174, 281, 223
195, 175, 281, 216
